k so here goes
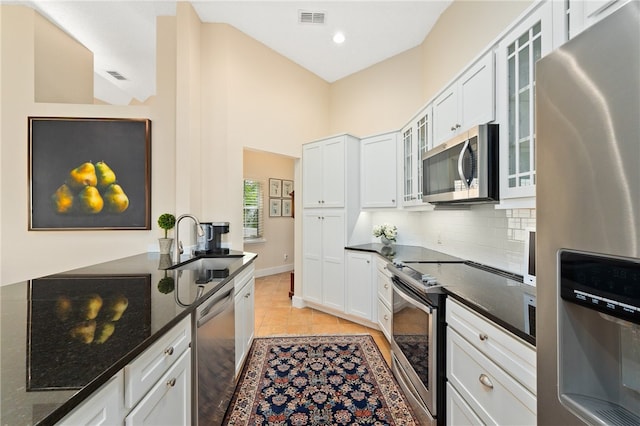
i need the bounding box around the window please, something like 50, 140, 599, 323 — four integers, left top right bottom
243, 179, 263, 239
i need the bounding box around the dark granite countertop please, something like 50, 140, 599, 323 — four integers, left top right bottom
0, 251, 256, 426
346, 244, 536, 346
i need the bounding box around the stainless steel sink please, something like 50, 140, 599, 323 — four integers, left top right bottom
168, 256, 242, 271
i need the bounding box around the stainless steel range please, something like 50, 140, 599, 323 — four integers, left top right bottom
386, 261, 455, 426
387, 259, 529, 426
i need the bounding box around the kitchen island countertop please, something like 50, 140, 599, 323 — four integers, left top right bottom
0, 251, 256, 426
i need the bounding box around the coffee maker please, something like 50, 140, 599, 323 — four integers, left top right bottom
195, 222, 230, 255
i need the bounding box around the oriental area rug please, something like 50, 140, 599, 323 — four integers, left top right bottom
224, 335, 417, 425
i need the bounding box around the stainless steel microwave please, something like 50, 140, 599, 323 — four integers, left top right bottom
422, 124, 499, 204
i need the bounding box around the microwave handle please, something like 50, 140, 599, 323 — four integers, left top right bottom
457, 139, 470, 189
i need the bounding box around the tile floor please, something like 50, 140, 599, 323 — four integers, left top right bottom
254, 272, 392, 365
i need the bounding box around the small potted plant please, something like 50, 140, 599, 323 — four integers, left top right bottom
157, 213, 176, 255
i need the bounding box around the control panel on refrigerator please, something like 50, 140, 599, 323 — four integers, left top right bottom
560, 250, 640, 325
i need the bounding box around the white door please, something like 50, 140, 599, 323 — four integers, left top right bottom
302, 211, 323, 304
361, 133, 397, 208
346, 251, 373, 320
321, 138, 346, 208
321, 210, 345, 311
302, 142, 323, 208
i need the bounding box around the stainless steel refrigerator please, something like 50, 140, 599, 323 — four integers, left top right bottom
536, 2, 640, 424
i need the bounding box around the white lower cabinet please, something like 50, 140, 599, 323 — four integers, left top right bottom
125, 348, 191, 425
235, 264, 255, 376
57, 372, 124, 425
446, 298, 536, 425
346, 251, 374, 321
302, 210, 346, 311
446, 382, 484, 426
59, 316, 193, 425
376, 257, 393, 341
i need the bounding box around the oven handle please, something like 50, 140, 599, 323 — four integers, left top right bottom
392, 278, 434, 314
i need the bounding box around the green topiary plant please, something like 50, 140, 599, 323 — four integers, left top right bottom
157, 213, 176, 238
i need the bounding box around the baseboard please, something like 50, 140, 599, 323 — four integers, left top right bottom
254, 263, 294, 278
291, 295, 306, 308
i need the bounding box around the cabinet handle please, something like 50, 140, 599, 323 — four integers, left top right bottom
456, 123, 461, 129
167, 378, 177, 388
450, 125, 457, 131
318, 200, 321, 204
245, 292, 251, 298
479, 374, 494, 389
367, 260, 370, 263
479, 333, 488, 341
384, 314, 389, 320
384, 283, 389, 289
164, 346, 175, 356
391, 199, 395, 203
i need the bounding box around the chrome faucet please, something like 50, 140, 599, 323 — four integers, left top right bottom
174, 214, 205, 263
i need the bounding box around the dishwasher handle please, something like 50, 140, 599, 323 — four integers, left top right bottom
197, 281, 234, 327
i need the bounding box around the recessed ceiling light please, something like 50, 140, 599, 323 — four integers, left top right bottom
333, 32, 345, 44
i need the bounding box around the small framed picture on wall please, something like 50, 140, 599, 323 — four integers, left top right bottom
282, 199, 292, 217
269, 178, 282, 197
282, 180, 293, 198
269, 198, 282, 217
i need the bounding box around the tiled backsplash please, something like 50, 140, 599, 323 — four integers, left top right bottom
366, 206, 536, 275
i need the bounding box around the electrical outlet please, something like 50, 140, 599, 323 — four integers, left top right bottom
284, 253, 288, 261
437, 233, 442, 245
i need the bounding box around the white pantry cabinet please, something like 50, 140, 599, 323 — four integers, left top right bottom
446, 298, 536, 425
345, 250, 375, 321
433, 51, 495, 147
302, 210, 346, 311
234, 264, 255, 376
302, 134, 359, 209
361, 132, 398, 208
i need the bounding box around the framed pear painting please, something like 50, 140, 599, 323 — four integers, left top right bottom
28, 117, 151, 230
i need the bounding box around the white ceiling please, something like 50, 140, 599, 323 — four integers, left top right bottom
17, 1, 452, 105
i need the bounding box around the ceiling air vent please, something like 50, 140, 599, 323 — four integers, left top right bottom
106, 70, 127, 81
299, 10, 326, 25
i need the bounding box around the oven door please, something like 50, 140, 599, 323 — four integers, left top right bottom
391, 277, 438, 419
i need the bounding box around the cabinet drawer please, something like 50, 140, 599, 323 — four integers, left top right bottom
376, 257, 392, 307
377, 299, 391, 341
447, 329, 536, 425
58, 371, 124, 425
234, 263, 255, 291
446, 298, 536, 394
124, 316, 191, 409
446, 382, 484, 426
125, 348, 191, 426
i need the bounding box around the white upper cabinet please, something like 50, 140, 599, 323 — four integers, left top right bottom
303, 135, 359, 209
433, 51, 495, 147
361, 132, 398, 208
567, 0, 630, 39
402, 105, 431, 206
496, 1, 553, 201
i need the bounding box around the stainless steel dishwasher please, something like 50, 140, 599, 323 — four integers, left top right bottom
195, 279, 235, 425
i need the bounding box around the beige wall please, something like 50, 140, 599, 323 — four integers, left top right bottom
328, 0, 533, 137
420, 0, 533, 102
329, 46, 424, 136
199, 22, 330, 252
243, 149, 295, 276
34, 12, 94, 104
1, 6, 155, 285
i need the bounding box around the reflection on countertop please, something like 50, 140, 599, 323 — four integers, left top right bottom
0, 251, 256, 426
